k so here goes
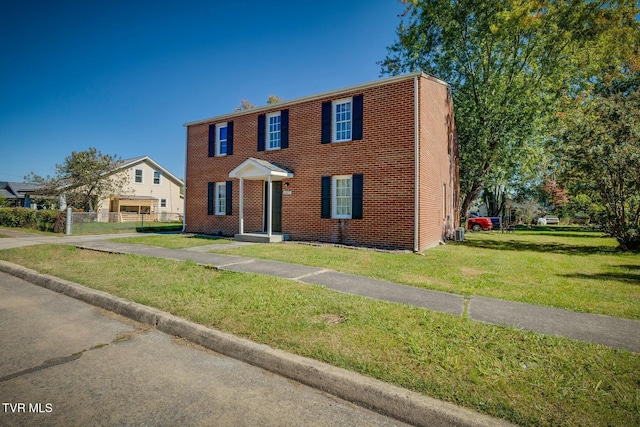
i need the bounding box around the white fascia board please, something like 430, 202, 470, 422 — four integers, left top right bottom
183, 72, 447, 127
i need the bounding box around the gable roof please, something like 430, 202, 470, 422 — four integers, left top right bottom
114, 156, 184, 187
229, 158, 294, 180
0, 181, 46, 199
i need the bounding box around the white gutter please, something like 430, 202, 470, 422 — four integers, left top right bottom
183, 72, 433, 127
182, 126, 188, 233
413, 75, 420, 252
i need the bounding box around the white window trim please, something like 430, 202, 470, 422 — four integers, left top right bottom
153, 170, 162, 185
160, 198, 167, 208
332, 175, 352, 219
332, 97, 353, 143
215, 182, 226, 215
266, 112, 281, 151
216, 122, 228, 157
134, 168, 143, 184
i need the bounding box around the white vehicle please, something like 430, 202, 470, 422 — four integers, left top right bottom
538, 215, 560, 225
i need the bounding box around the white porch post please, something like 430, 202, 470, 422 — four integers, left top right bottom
266, 176, 273, 237
239, 177, 244, 235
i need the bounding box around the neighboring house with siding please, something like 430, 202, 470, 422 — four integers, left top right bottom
0, 182, 48, 208
183, 72, 459, 251
93, 156, 184, 222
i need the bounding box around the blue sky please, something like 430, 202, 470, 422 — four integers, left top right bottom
0, 0, 407, 181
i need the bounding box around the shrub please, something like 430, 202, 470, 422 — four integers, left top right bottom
0, 208, 66, 233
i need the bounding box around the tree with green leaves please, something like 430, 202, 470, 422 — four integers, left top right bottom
26, 148, 129, 212
380, 0, 639, 220
556, 71, 640, 250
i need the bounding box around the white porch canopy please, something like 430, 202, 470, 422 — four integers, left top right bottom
229, 158, 293, 237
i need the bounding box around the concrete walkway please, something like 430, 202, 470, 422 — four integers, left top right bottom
1, 231, 637, 353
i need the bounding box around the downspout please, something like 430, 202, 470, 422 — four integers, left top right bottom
413, 75, 420, 252
182, 125, 188, 233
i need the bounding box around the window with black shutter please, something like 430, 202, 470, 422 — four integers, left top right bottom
207, 182, 214, 215
281, 109, 289, 149
257, 114, 266, 151
225, 181, 233, 215
321, 101, 331, 144
321, 176, 331, 218
352, 173, 363, 219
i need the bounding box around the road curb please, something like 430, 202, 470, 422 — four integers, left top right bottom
0, 260, 513, 427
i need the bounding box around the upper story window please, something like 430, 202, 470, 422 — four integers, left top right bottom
267, 112, 281, 150
333, 98, 352, 142
258, 110, 288, 151
216, 123, 228, 156
153, 171, 161, 185
209, 122, 233, 157
321, 95, 363, 144
134, 169, 143, 184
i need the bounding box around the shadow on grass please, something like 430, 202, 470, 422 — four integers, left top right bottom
464, 238, 619, 255
514, 232, 610, 240
186, 235, 228, 242
136, 225, 183, 233
562, 271, 640, 285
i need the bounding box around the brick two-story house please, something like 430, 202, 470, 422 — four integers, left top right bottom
184, 72, 459, 251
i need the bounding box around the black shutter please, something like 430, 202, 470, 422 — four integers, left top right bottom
257, 114, 265, 151
207, 182, 214, 215
225, 181, 232, 215
208, 125, 215, 157
352, 95, 363, 141
281, 109, 289, 149
321, 176, 331, 218
227, 121, 234, 155
321, 101, 331, 144
352, 174, 363, 219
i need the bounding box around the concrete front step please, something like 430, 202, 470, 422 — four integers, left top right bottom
234, 233, 288, 243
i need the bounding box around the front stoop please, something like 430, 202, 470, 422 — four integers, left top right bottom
234, 233, 288, 243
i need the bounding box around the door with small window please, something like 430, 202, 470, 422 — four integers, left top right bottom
264, 181, 282, 233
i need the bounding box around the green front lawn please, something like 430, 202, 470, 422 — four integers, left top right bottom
109, 234, 232, 249
211, 228, 640, 320
0, 244, 637, 427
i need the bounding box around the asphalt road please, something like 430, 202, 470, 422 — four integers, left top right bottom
0, 272, 410, 427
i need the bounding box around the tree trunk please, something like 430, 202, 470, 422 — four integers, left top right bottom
460, 181, 483, 222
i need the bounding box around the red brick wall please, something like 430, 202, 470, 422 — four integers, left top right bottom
418, 75, 458, 250
185, 74, 458, 250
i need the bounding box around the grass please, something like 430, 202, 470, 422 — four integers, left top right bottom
0, 244, 638, 426
0, 226, 55, 236
71, 221, 183, 235
109, 234, 232, 249
208, 228, 640, 320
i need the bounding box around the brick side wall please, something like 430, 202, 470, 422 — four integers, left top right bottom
418, 75, 458, 250
185, 75, 457, 250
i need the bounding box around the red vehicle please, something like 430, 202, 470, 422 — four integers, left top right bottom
467, 217, 493, 231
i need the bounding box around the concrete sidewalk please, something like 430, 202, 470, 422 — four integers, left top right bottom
1, 232, 638, 353
1, 232, 638, 426
67, 238, 640, 353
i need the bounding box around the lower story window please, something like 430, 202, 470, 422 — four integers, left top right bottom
215, 183, 226, 215
333, 175, 352, 219
160, 198, 167, 208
